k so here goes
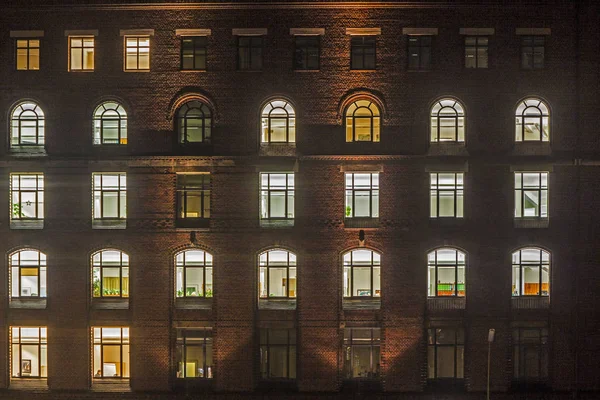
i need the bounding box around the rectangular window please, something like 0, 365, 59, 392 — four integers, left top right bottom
512, 327, 548, 381
93, 327, 130, 379
464, 36, 488, 68
16, 39, 40, 70
345, 173, 379, 218
181, 36, 207, 70
294, 36, 320, 70
343, 328, 380, 379
430, 173, 464, 218
177, 174, 210, 221
351, 36, 376, 70
93, 173, 127, 220
238, 36, 263, 71
11, 327, 47, 378
260, 173, 295, 220
10, 173, 44, 220
69, 36, 94, 71
176, 328, 213, 379
521, 36, 545, 69
514, 172, 548, 218
260, 329, 296, 379
407, 35, 432, 70
125, 36, 150, 70
427, 327, 464, 379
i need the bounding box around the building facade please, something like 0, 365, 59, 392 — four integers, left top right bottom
0, 0, 599, 396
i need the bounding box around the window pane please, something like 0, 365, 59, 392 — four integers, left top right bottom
436, 346, 455, 378
352, 267, 371, 296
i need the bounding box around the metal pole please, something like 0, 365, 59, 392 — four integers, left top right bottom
487, 339, 491, 400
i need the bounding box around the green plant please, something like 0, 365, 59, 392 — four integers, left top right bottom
186, 287, 197, 296
176, 289, 184, 297
93, 279, 101, 297
345, 206, 352, 217
12, 203, 24, 218
205, 289, 213, 298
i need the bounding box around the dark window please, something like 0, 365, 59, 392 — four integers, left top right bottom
177, 174, 210, 221
407, 35, 432, 70
351, 36, 376, 70
512, 327, 548, 381
521, 36, 545, 69
260, 329, 296, 379
238, 36, 263, 70
176, 328, 213, 378
427, 327, 464, 379
343, 328, 380, 379
294, 36, 320, 70
177, 101, 212, 144
181, 36, 207, 70
465, 36, 488, 68
16, 39, 40, 70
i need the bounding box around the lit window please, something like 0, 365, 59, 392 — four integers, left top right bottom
260, 329, 296, 379
407, 35, 432, 70
294, 36, 320, 70
427, 248, 466, 297
125, 36, 150, 70
177, 174, 210, 223
93, 173, 127, 221
430, 99, 465, 143
260, 173, 295, 221
237, 36, 262, 70
512, 248, 550, 297
345, 100, 380, 142
181, 36, 207, 70
343, 249, 381, 298
10, 249, 47, 299
514, 172, 548, 218
427, 327, 464, 379
92, 250, 129, 298
351, 36, 376, 70
261, 101, 295, 143
175, 250, 213, 298
521, 36, 545, 70
464, 36, 488, 68
430, 173, 464, 218
16, 39, 40, 70
11, 327, 47, 378
176, 329, 213, 378
345, 173, 379, 218
10, 174, 44, 221
343, 328, 380, 379
512, 327, 548, 381
69, 37, 94, 71
515, 98, 549, 142
177, 101, 212, 144
93, 102, 127, 145
259, 249, 296, 299
93, 327, 130, 379
11, 101, 45, 148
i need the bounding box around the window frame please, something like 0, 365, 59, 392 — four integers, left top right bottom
345, 100, 381, 143
521, 35, 545, 70
350, 35, 376, 70
427, 248, 466, 298
294, 35, 320, 70
429, 172, 464, 218
92, 173, 127, 221
343, 328, 381, 380
464, 35, 488, 68
237, 36, 263, 71
124, 36, 150, 71
512, 327, 549, 382
515, 98, 550, 142
260, 173, 295, 221
511, 248, 550, 297
9, 249, 47, 299
180, 36, 207, 71
407, 35, 432, 70
514, 172, 549, 219
177, 101, 212, 144
430, 99, 465, 143
427, 327, 465, 380
10, 173, 44, 221
93, 102, 128, 145
16, 38, 40, 71
11, 326, 48, 378
69, 36, 95, 72
344, 172, 379, 219
92, 327, 130, 379
259, 249, 297, 299
92, 249, 129, 299
176, 328, 213, 379
10, 101, 45, 148
260, 328, 297, 380
261, 101, 296, 144
343, 249, 381, 299
175, 250, 213, 298
176, 173, 211, 222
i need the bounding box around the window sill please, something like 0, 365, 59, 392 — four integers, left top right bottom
8, 146, 47, 157
93, 220, 126, 230
175, 297, 213, 310
349, 69, 378, 72
176, 218, 210, 229
511, 296, 549, 309
510, 380, 550, 392
429, 217, 464, 226
92, 297, 129, 310
426, 378, 465, 391
514, 218, 549, 229
259, 143, 296, 157
427, 297, 466, 311
343, 298, 381, 310
123, 69, 150, 73
257, 379, 297, 391
294, 69, 320, 72
173, 378, 214, 391
10, 298, 47, 309
427, 142, 468, 156
180, 69, 207, 73
512, 142, 551, 156
341, 379, 382, 392
258, 298, 296, 310
344, 218, 379, 229
9, 379, 48, 391
10, 220, 44, 230
260, 219, 294, 228
91, 379, 131, 392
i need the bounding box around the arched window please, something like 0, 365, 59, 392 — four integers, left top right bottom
259, 249, 296, 299
345, 100, 380, 142
177, 101, 212, 144
11, 101, 45, 147
10, 249, 47, 298
427, 248, 465, 297
176, 250, 213, 298
515, 98, 549, 142
93, 101, 127, 145
512, 248, 550, 297
261, 100, 295, 143
343, 249, 380, 298
92, 250, 129, 298
430, 99, 465, 142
